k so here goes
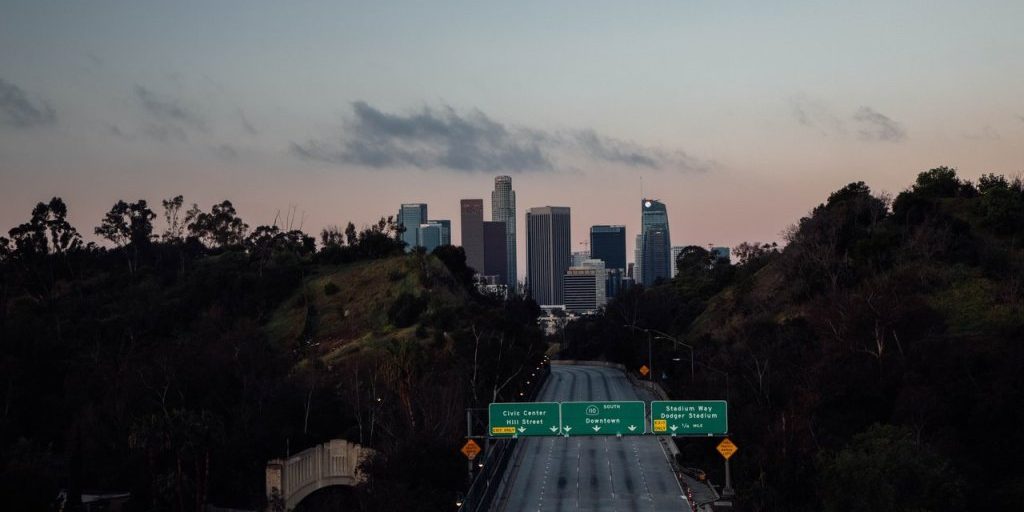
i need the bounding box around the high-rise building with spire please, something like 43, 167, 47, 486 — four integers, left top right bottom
640, 198, 671, 286
491, 176, 517, 292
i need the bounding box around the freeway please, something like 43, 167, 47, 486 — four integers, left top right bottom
494, 364, 689, 511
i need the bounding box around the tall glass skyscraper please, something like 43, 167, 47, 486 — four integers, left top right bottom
640, 198, 671, 286
397, 203, 427, 251
491, 176, 517, 293
429, 219, 451, 246
590, 225, 626, 270
525, 206, 571, 306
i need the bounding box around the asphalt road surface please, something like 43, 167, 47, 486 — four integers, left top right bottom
495, 364, 689, 512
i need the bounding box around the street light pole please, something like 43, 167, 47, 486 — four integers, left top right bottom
647, 329, 653, 381
645, 327, 694, 383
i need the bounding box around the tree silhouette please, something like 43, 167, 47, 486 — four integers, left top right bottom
8, 197, 82, 259
188, 201, 248, 249
95, 199, 156, 274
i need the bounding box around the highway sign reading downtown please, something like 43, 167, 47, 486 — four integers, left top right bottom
651, 400, 728, 436
560, 401, 646, 436
488, 402, 562, 437
488, 400, 729, 437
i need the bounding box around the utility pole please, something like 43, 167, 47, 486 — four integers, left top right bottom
647, 329, 653, 381
465, 409, 474, 484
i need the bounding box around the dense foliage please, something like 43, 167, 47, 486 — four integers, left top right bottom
0, 198, 544, 511
561, 167, 1024, 510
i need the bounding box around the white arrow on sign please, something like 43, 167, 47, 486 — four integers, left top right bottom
517, 426, 526, 433
564, 426, 572, 432
592, 426, 601, 432
627, 425, 637, 432
669, 425, 678, 432
549, 426, 559, 433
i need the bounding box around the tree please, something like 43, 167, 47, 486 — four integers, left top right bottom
818, 424, 964, 512
733, 241, 779, 267
320, 225, 345, 247
0, 236, 11, 262
188, 201, 248, 249
161, 196, 200, 242
975, 173, 1024, 235
911, 166, 960, 199
344, 222, 358, 246
8, 197, 82, 259
95, 199, 156, 274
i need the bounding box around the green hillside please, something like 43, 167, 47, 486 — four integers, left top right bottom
266, 254, 471, 362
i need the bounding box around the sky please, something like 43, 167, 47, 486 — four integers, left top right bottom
1, 0, 1023, 280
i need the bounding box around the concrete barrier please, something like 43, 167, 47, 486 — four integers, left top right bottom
549, 360, 626, 370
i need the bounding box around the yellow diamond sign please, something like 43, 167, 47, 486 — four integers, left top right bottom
461, 439, 482, 460
639, 365, 650, 377
716, 438, 738, 460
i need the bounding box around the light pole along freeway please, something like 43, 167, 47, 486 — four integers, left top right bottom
493, 364, 690, 511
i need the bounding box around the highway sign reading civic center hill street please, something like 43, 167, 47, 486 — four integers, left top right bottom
651, 401, 728, 436
561, 401, 646, 436
489, 402, 561, 437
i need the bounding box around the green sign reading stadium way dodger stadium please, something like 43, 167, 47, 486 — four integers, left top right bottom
488, 402, 562, 437
559, 401, 646, 436
650, 400, 728, 436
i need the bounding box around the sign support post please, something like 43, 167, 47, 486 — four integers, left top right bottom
723, 458, 735, 497
466, 409, 473, 483
716, 438, 738, 497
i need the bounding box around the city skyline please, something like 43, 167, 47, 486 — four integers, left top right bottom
3, 2, 1023, 281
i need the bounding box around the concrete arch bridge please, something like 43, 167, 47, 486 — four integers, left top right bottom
266, 439, 373, 511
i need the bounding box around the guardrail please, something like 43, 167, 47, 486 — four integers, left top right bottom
457, 362, 551, 512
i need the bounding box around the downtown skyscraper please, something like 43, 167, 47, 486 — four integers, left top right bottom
640, 198, 671, 286
397, 203, 427, 251
460, 199, 485, 273
525, 206, 571, 306
590, 225, 626, 270
491, 176, 517, 292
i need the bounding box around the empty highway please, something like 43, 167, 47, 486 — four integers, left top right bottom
494, 364, 689, 511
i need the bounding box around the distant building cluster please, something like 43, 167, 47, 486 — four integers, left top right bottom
397, 178, 730, 310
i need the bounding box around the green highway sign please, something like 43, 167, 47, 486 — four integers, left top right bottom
488, 402, 561, 437
651, 400, 728, 436
560, 401, 646, 436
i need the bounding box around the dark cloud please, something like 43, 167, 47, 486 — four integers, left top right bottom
789, 95, 846, 136
963, 126, 1000, 141
852, 106, 906, 142
1017, 115, 1024, 124
133, 85, 204, 130
291, 101, 709, 173
790, 95, 906, 143
141, 122, 188, 143
571, 129, 710, 171
238, 109, 258, 135
0, 77, 56, 128
212, 144, 238, 159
